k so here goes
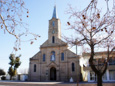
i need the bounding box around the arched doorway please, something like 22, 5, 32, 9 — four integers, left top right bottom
50, 67, 56, 80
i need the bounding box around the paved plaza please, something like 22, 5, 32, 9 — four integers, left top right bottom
0, 81, 74, 86
0, 81, 115, 86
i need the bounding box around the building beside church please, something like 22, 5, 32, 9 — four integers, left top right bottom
29, 6, 81, 82
82, 51, 115, 82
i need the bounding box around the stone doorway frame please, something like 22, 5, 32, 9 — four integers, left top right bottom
50, 67, 56, 81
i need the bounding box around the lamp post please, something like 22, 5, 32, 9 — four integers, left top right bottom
67, 22, 79, 85
76, 39, 77, 55
76, 39, 79, 86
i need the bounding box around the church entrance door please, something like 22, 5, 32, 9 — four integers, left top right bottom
50, 67, 56, 80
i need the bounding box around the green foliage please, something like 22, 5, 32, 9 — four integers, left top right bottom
0, 69, 6, 76
8, 54, 21, 80
9, 54, 15, 60
14, 69, 17, 75
8, 67, 14, 76
1, 76, 6, 80
14, 57, 21, 68
9, 54, 15, 65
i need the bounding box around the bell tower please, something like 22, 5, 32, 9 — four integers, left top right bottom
48, 5, 61, 43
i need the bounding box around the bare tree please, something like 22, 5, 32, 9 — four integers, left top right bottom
65, 0, 115, 86
0, 0, 40, 51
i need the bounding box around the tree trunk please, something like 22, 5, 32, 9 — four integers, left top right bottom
97, 75, 103, 86
10, 76, 12, 80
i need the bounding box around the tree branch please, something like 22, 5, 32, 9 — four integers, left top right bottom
0, 14, 18, 39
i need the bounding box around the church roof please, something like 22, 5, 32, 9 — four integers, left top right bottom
40, 38, 67, 48
52, 5, 58, 19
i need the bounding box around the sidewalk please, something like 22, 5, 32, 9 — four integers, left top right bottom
0, 81, 115, 86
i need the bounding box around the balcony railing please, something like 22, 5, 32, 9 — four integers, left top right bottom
87, 62, 115, 67
108, 62, 115, 65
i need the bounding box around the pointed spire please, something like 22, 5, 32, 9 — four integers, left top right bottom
52, 5, 58, 19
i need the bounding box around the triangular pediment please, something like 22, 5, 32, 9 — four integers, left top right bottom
47, 61, 59, 67
40, 38, 67, 48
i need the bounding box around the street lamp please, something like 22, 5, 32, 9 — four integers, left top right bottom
67, 22, 79, 86
75, 39, 79, 86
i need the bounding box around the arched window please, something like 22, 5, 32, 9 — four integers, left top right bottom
34, 64, 36, 72
61, 53, 64, 61
52, 21, 55, 27
43, 54, 45, 62
52, 36, 55, 43
51, 51, 55, 61
72, 63, 75, 72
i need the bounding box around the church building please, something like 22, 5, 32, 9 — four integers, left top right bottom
29, 6, 81, 82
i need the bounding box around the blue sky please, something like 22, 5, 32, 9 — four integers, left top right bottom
0, 0, 113, 73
